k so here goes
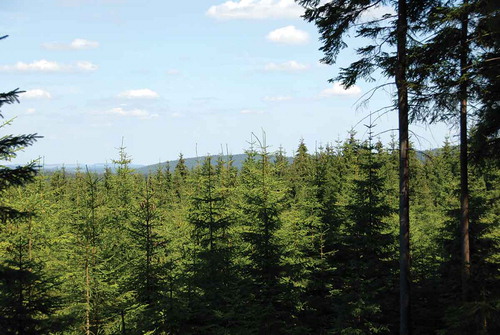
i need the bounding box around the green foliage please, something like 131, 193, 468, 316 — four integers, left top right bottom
1, 134, 498, 334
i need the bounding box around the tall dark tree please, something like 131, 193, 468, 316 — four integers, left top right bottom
0, 56, 53, 333
470, 0, 500, 164
295, 1, 420, 332
408, 0, 474, 302
0, 87, 40, 223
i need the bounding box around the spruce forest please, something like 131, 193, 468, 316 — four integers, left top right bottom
1, 0, 499, 334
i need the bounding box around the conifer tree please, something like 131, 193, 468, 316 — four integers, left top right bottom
238, 138, 294, 334
128, 176, 168, 333
106, 143, 139, 332
67, 170, 113, 335
294, 1, 430, 330
283, 141, 336, 334
0, 177, 63, 334
173, 154, 189, 200
0, 87, 40, 222
185, 156, 240, 334
332, 137, 398, 334
0, 63, 50, 333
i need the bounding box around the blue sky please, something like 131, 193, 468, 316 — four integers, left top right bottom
2, 0, 453, 165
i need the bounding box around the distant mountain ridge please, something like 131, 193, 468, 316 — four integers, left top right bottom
12, 148, 437, 174
4, 163, 145, 174
136, 153, 294, 174
7, 154, 290, 174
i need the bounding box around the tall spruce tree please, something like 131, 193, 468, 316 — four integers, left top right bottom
128, 176, 168, 333
185, 156, 240, 334
0, 87, 40, 222
294, 1, 426, 330
238, 139, 294, 334
331, 137, 398, 334
0, 63, 50, 333
283, 141, 336, 334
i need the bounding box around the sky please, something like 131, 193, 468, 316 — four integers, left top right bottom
2, 0, 454, 165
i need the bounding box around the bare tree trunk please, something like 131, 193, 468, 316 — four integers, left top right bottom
396, 0, 411, 334
460, 0, 471, 303
121, 309, 126, 335
85, 251, 91, 335
28, 216, 32, 261
17, 241, 24, 335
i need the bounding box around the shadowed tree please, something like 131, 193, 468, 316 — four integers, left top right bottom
295, 1, 437, 332
0, 87, 40, 223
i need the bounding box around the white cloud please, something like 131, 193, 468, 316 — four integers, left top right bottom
266, 26, 309, 45
117, 89, 160, 99
264, 60, 309, 72
26, 108, 36, 114
263, 95, 292, 102
320, 82, 362, 97
42, 38, 99, 50
240, 109, 263, 114
0, 59, 98, 72
70, 38, 99, 49
75, 61, 98, 71
359, 4, 396, 22
103, 107, 158, 119
207, 0, 303, 20
21, 89, 52, 99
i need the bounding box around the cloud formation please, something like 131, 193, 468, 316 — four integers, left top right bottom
266, 26, 309, 45
42, 38, 99, 50
207, 0, 303, 20
320, 82, 362, 97
103, 107, 158, 119
117, 89, 160, 99
0, 59, 98, 72
21, 89, 52, 99
264, 60, 309, 72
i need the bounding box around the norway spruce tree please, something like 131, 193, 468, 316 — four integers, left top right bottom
282, 141, 335, 334
128, 176, 168, 333
0, 76, 54, 333
333, 138, 398, 334
238, 138, 295, 334
0, 87, 39, 222
185, 156, 240, 334
294, 1, 433, 330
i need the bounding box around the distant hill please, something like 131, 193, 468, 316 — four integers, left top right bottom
136, 153, 294, 174
14, 148, 436, 175
37, 163, 145, 174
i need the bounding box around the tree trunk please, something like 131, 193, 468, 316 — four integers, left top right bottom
460, 0, 471, 303
396, 0, 411, 334
121, 309, 126, 335
85, 253, 91, 335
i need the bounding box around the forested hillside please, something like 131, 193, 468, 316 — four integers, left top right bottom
1, 0, 499, 334
1, 136, 498, 334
